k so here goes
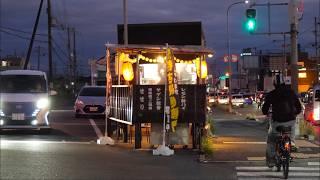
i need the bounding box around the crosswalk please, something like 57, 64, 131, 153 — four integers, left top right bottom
236, 161, 320, 180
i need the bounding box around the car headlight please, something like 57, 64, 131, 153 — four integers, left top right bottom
36, 98, 49, 109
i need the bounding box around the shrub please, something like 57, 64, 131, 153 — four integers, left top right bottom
201, 136, 214, 156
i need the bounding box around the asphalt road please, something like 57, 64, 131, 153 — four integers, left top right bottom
0, 108, 319, 179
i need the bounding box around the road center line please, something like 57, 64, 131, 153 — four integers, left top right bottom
89, 119, 103, 138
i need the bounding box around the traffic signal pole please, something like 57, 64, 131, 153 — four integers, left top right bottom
249, 1, 300, 93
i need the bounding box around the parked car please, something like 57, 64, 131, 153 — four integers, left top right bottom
74, 86, 106, 118
231, 94, 245, 107
304, 84, 320, 125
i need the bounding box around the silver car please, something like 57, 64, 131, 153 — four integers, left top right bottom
74, 86, 106, 118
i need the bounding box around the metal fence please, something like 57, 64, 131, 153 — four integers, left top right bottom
110, 85, 133, 125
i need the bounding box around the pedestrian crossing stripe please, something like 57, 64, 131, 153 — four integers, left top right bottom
236, 166, 320, 171
238, 178, 320, 180
308, 162, 320, 166
237, 172, 320, 177
236, 162, 320, 179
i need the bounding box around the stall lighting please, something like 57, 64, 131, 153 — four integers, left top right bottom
201, 61, 208, 79
208, 54, 213, 58
156, 56, 165, 63
196, 59, 208, 79
122, 62, 134, 81
298, 72, 307, 78
0, 120, 4, 126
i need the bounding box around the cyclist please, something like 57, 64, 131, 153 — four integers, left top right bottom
262, 74, 302, 167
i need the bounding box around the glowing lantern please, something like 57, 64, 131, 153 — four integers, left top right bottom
122, 62, 134, 81
196, 59, 208, 79
200, 60, 208, 79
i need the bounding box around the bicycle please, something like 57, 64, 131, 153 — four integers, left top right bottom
274, 125, 292, 179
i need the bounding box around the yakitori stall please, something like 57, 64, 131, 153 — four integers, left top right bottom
105, 44, 213, 149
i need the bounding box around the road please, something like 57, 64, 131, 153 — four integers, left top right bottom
0, 107, 319, 180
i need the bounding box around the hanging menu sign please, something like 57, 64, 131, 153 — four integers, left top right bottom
133, 85, 206, 124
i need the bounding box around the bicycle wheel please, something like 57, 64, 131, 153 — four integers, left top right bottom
283, 156, 289, 179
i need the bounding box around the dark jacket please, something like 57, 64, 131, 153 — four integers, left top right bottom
262, 85, 302, 122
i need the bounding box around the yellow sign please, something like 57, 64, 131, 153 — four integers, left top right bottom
166, 48, 179, 132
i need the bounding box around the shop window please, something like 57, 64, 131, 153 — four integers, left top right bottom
139, 63, 197, 85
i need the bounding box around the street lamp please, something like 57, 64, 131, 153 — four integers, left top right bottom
227, 0, 249, 112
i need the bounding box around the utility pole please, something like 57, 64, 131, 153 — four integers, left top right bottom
289, 0, 299, 93
123, 0, 128, 45
47, 0, 53, 88
24, 0, 44, 69
37, 46, 42, 70
67, 27, 73, 84
315, 17, 318, 58
72, 27, 77, 93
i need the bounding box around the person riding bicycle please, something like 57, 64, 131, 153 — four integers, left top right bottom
262, 74, 302, 167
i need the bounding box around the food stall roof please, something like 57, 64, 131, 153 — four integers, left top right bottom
105, 44, 214, 56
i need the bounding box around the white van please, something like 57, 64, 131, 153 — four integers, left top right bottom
0, 70, 52, 131
304, 84, 320, 125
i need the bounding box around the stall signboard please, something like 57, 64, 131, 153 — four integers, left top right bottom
133, 85, 206, 123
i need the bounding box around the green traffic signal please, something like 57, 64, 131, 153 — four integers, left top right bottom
245, 18, 256, 32
245, 9, 257, 33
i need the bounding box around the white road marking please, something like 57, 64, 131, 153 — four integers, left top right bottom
89, 119, 103, 138
0, 140, 91, 145
50, 122, 104, 126
223, 141, 266, 144
51, 110, 74, 113
238, 178, 320, 180
236, 166, 320, 171
308, 162, 320, 166
237, 171, 320, 177
247, 157, 265, 161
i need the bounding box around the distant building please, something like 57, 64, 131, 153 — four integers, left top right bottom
238, 49, 318, 93
0, 55, 25, 71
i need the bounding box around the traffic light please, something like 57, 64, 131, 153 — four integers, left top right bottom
245, 9, 256, 32
226, 77, 230, 87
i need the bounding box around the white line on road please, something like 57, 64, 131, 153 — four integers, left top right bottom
238, 178, 320, 180
51, 110, 74, 113
89, 119, 103, 138
223, 141, 266, 144
308, 162, 320, 166
247, 157, 265, 161
50, 122, 105, 126
236, 166, 320, 171
237, 171, 320, 177
0, 140, 91, 145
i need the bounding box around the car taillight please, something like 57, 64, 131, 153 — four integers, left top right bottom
76, 100, 84, 105
284, 142, 290, 151
309, 112, 314, 122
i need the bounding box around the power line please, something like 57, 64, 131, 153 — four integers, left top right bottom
52, 46, 67, 66
0, 29, 47, 43
0, 26, 47, 36
52, 38, 69, 59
